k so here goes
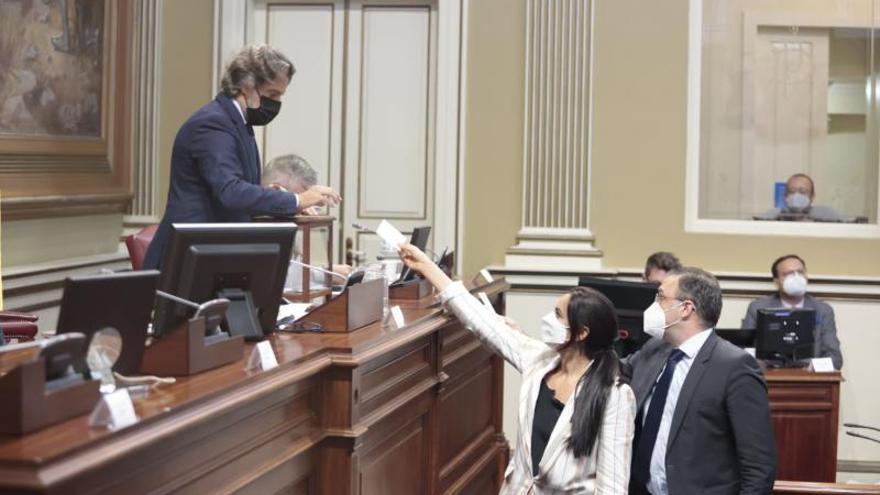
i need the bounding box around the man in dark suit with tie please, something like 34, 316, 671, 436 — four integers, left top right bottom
742, 254, 843, 369
625, 267, 776, 494
143, 44, 341, 270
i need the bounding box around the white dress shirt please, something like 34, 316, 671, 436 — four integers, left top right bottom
232, 99, 247, 123
643, 328, 713, 495
781, 297, 805, 309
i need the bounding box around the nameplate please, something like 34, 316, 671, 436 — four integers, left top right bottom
89, 388, 138, 430
479, 269, 494, 283
246, 341, 279, 372
809, 357, 835, 373
390, 305, 406, 328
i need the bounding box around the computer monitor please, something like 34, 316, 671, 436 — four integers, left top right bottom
756, 308, 815, 364
153, 223, 296, 341
578, 277, 657, 357
715, 328, 757, 348
395, 226, 431, 285
57, 270, 160, 374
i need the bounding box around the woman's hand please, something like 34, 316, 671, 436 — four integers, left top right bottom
399, 243, 434, 274
399, 243, 453, 292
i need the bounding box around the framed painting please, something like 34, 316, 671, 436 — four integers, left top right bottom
0, 0, 135, 220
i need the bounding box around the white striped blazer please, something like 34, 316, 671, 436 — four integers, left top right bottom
440, 282, 636, 494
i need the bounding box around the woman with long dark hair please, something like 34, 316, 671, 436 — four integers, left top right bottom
399, 244, 635, 494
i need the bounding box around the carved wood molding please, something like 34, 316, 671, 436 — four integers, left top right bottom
0, 193, 131, 221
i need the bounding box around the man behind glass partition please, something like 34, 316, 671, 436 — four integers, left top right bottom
757, 173, 840, 222
741, 254, 843, 369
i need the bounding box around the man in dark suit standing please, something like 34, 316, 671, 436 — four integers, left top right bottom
626, 267, 776, 495
742, 254, 843, 369
143, 44, 341, 270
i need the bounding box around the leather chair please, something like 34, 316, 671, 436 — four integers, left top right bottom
125, 224, 159, 271
0, 311, 39, 343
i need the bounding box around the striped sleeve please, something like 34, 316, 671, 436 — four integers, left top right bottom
594, 383, 636, 494
439, 281, 549, 372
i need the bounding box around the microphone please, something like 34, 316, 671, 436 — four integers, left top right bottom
352, 222, 375, 234
289, 258, 349, 284
846, 431, 880, 444
844, 423, 880, 433
156, 290, 201, 309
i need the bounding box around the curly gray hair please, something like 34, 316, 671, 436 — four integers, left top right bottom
220, 44, 295, 97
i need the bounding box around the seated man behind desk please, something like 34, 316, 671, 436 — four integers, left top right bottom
642, 251, 682, 284
758, 173, 840, 222
742, 254, 843, 369
263, 154, 352, 279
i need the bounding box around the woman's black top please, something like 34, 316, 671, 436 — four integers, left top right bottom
530, 378, 566, 476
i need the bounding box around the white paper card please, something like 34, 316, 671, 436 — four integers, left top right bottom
478, 291, 493, 310
89, 388, 138, 430
480, 269, 494, 283
376, 220, 407, 248
390, 305, 406, 328
809, 357, 835, 373
277, 302, 312, 322
247, 341, 279, 372
745, 347, 756, 358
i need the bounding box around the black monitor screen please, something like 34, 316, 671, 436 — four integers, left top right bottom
578, 277, 657, 356
153, 223, 296, 341
756, 308, 815, 362
57, 270, 160, 374
716, 328, 757, 348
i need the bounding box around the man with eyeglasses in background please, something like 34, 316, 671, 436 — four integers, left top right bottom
742, 254, 843, 369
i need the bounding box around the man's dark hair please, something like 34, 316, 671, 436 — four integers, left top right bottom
644, 251, 682, 277
771, 254, 806, 278
671, 266, 722, 327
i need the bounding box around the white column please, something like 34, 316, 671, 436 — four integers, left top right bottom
127, 0, 162, 224
506, 0, 601, 270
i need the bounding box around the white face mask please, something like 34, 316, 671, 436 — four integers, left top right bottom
786, 192, 811, 211
540, 311, 569, 348
782, 272, 808, 298
643, 300, 683, 340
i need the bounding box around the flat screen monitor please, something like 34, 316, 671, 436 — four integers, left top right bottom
756, 308, 815, 364
578, 277, 658, 357
715, 328, 757, 348
153, 223, 296, 341
396, 226, 432, 285
57, 270, 160, 374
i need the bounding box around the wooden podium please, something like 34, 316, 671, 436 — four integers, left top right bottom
0, 277, 511, 494
766, 368, 842, 482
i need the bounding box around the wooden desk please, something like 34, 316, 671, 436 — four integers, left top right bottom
0, 280, 510, 494
766, 368, 842, 482
774, 480, 880, 494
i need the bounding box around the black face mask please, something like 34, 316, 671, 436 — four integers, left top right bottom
246, 95, 281, 126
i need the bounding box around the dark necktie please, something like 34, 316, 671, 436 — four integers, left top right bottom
245, 125, 260, 181
631, 349, 686, 489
